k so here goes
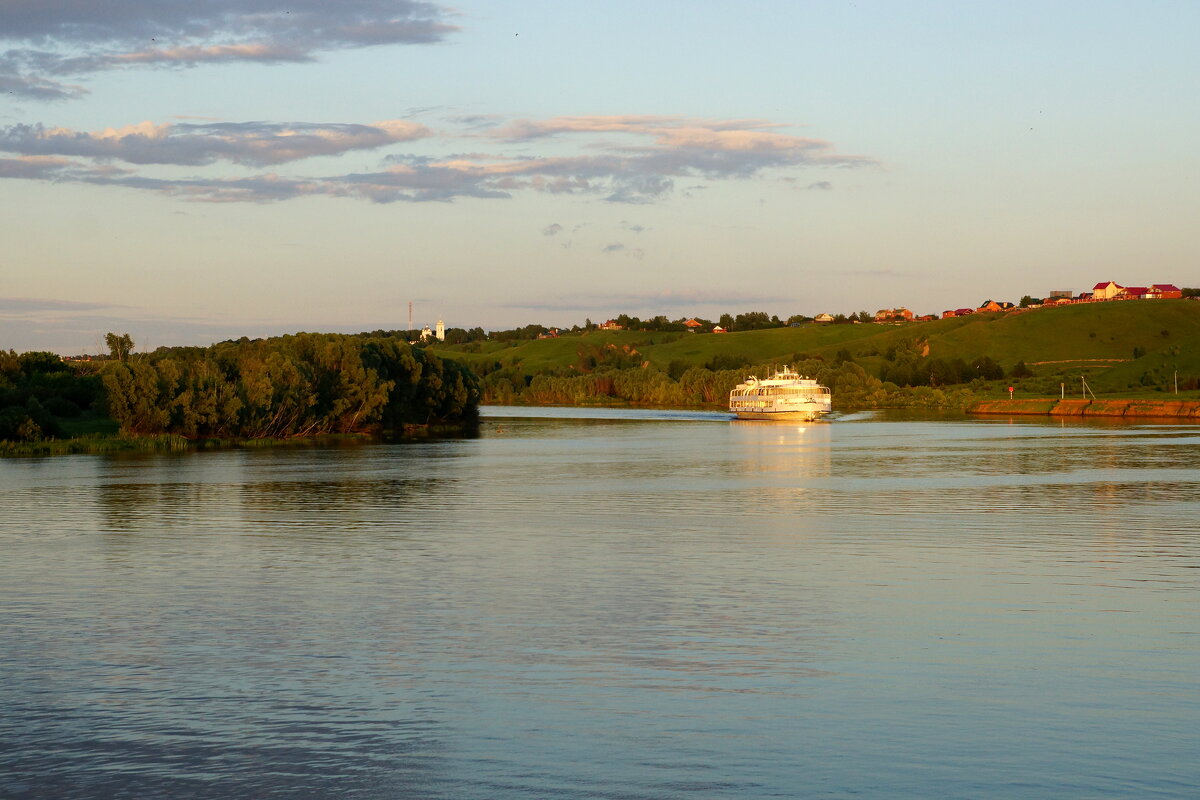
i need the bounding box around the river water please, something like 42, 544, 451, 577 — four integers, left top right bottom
2, 408, 1198, 798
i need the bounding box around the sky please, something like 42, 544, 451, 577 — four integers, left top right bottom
2, 0, 1198, 353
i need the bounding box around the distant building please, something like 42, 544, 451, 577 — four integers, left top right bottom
684, 318, 703, 332
1048, 290, 1073, 299
1092, 281, 1124, 300
942, 310, 958, 318
599, 320, 623, 331
420, 325, 433, 340
814, 313, 834, 323
436, 319, 445, 341
712, 326, 727, 334
874, 308, 914, 322
977, 300, 1014, 313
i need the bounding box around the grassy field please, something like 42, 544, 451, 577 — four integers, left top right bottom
438, 300, 1200, 397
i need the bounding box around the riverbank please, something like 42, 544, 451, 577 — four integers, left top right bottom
0, 423, 477, 458
969, 398, 1200, 419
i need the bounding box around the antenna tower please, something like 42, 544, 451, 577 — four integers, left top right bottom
408, 301, 413, 332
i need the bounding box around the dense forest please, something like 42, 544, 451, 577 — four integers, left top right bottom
0, 350, 104, 441
102, 334, 480, 438
1, 334, 480, 445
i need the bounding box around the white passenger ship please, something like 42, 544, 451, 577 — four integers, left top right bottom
729, 367, 832, 421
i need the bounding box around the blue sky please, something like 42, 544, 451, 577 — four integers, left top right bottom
2, 0, 1197, 353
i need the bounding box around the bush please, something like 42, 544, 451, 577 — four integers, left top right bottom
43, 396, 83, 418
0, 406, 41, 441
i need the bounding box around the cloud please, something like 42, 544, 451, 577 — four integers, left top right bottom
0, 119, 432, 166
0, 114, 877, 205
0, 296, 121, 314
0, 309, 314, 354
0, 71, 88, 101
506, 289, 783, 313
542, 223, 563, 236
0, 1, 458, 99
601, 243, 625, 253
0, 155, 72, 179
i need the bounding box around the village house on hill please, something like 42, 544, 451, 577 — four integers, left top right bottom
599, 320, 623, 331
1092, 281, 1182, 301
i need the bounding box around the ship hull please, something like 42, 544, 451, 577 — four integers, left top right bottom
733, 408, 828, 422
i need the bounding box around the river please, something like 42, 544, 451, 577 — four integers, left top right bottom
2, 408, 1198, 798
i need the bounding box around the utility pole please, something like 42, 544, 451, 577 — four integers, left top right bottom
408, 301, 413, 333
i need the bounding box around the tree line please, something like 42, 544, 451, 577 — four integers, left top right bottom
476, 358, 974, 411
1, 334, 481, 444
101, 333, 480, 438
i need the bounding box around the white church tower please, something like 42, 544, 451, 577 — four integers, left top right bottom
436, 319, 445, 341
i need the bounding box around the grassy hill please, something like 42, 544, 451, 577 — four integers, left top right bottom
444, 299, 1200, 388
438, 300, 1200, 399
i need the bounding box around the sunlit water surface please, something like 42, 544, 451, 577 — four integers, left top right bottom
2, 408, 1198, 798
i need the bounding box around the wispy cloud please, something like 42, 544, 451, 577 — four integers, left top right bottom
506, 289, 783, 313
542, 223, 563, 236
0, 114, 876, 204
0, 0, 458, 100
0, 119, 432, 167
0, 71, 88, 101
0, 296, 122, 314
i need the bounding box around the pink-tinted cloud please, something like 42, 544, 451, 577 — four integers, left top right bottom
493, 114, 871, 167
0, 119, 433, 166
0, 114, 876, 204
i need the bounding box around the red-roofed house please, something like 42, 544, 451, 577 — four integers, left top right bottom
1150, 284, 1183, 299
684, 318, 703, 332
1092, 281, 1123, 300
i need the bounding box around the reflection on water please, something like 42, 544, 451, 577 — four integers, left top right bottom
2, 408, 1198, 798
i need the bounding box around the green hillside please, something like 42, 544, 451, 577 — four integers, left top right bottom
437, 300, 1200, 400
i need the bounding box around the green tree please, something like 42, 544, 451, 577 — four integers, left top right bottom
971, 356, 1004, 381
105, 332, 134, 363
